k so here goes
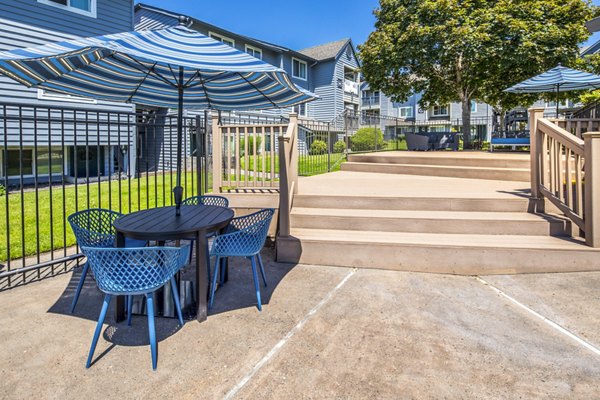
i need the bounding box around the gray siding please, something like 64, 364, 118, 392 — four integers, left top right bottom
0, 0, 133, 37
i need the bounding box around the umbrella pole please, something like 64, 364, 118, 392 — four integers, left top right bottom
174, 67, 184, 216
556, 84, 560, 118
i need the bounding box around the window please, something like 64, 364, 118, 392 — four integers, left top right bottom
245, 45, 262, 60
292, 58, 307, 80
209, 32, 235, 47
293, 103, 307, 117
38, 89, 97, 104
37, 0, 96, 17
471, 101, 477, 113
1, 148, 63, 177
399, 107, 413, 118
432, 105, 449, 117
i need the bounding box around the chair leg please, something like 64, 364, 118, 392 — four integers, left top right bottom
86, 293, 111, 368
127, 295, 133, 326
170, 277, 184, 326
70, 261, 90, 313
250, 256, 262, 312
257, 254, 267, 287
209, 256, 220, 309
219, 257, 227, 284
146, 293, 157, 371
205, 241, 212, 286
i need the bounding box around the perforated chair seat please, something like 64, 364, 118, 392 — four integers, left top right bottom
82, 245, 189, 370
209, 209, 274, 311
68, 208, 149, 313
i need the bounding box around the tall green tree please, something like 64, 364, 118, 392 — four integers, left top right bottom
360, 0, 596, 147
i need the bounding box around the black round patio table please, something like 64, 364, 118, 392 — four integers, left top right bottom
113, 205, 234, 322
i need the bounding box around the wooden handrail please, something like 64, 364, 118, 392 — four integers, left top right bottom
530, 108, 600, 247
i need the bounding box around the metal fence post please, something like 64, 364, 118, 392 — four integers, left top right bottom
327, 122, 331, 172
211, 113, 221, 194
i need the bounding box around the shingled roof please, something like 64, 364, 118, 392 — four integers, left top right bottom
299, 39, 351, 61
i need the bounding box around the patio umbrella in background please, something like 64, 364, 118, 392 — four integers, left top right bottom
504, 64, 600, 117
0, 17, 316, 215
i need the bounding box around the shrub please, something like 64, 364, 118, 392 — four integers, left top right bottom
0, 184, 4, 196
350, 127, 385, 151
309, 139, 328, 155
333, 140, 346, 153
239, 136, 262, 156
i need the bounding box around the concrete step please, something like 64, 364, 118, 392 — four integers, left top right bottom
277, 229, 600, 275
341, 162, 530, 182
290, 208, 568, 236
293, 194, 531, 212
347, 153, 531, 169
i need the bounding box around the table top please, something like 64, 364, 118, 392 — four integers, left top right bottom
114, 205, 234, 240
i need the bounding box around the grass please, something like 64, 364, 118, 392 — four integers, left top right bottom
0, 172, 205, 262
238, 152, 346, 177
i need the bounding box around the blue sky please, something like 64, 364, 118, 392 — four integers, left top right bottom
136, 0, 600, 50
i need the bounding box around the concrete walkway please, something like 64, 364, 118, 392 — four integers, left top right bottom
1, 246, 600, 399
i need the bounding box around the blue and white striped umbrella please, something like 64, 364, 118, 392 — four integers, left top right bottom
0, 21, 316, 214
504, 64, 600, 94
0, 24, 316, 110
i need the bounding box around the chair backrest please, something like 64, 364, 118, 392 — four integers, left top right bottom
81, 245, 190, 295
213, 208, 275, 256
68, 208, 122, 249
182, 195, 229, 208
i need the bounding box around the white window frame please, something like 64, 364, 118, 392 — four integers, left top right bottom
471, 101, 477, 113
209, 31, 235, 47
38, 89, 97, 104
37, 0, 96, 18
245, 45, 262, 60
431, 104, 449, 117
293, 103, 307, 117
399, 107, 413, 118
292, 57, 307, 81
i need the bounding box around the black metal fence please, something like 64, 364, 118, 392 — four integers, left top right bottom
0, 103, 209, 290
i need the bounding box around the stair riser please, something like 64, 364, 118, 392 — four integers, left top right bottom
290, 215, 567, 236
293, 195, 530, 212
341, 162, 530, 182
277, 237, 600, 275
347, 155, 530, 169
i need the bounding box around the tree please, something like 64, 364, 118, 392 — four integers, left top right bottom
360, 0, 596, 147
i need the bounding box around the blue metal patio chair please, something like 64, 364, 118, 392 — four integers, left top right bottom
181, 195, 230, 282
82, 245, 190, 370
68, 208, 147, 313
209, 208, 274, 311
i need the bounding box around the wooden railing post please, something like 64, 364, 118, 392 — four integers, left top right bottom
211, 113, 222, 194
529, 107, 545, 212
584, 132, 600, 247
289, 112, 299, 195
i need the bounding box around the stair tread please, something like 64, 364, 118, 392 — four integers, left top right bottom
344, 161, 530, 172
290, 228, 592, 251
291, 208, 554, 221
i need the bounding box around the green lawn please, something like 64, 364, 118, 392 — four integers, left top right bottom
239, 152, 346, 176
0, 172, 205, 262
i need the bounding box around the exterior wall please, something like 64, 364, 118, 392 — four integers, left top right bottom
0, 0, 136, 179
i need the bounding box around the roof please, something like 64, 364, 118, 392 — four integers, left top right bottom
586, 16, 600, 33
135, 3, 316, 62
299, 39, 351, 61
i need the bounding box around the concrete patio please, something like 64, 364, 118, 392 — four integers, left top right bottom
1, 245, 600, 399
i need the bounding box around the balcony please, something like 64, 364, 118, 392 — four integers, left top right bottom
361, 95, 380, 107
344, 79, 359, 95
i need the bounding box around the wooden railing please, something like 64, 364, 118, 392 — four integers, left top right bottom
277, 113, 299, 237
548, 118, 600, 139
530, 108, 600, 247
212, 114, 286, 191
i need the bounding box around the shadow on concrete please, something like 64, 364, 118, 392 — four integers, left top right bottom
497, 188, 532, 199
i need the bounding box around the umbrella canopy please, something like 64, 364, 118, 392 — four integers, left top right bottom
504, 64, 600, 117
0, 21, 316, 214
0, 24, 315, 110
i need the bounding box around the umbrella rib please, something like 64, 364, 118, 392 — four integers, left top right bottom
236, 72, 278, 108
127, 62, 158, 103
167, 64, 180, 85
117, 53, 177, 87
184, 70, 200, 87
186, 71, 230, 87
194, 69, 214, 110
